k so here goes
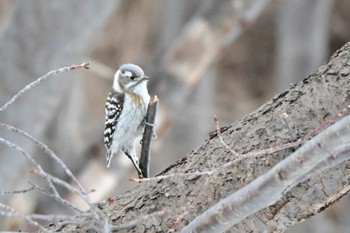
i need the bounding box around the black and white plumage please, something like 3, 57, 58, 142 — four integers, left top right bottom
104, 63, 150, 176
104, 92, 124, 150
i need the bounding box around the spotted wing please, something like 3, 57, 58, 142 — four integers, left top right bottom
104, 91, 124, 149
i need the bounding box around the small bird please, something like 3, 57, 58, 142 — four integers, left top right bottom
104, 64, 151, 177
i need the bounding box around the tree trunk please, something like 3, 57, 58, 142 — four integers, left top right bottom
47, 42, 350, 232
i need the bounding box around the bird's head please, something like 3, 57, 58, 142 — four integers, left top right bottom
113, 64, 151, 95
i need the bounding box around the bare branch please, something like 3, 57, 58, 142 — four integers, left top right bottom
0, 123, 87, 195
0, 137, 58, 196
0, 186, 35, 195
0, 136, 107, 227
0, 203, 95, 231
34, 172, 101, 220
182, 113, 350, 232
0, 62, 90, 112
0, 62, 114, 231
213, 115, 239, 156
0, 137, 103, 223
28, 213, 87, 225
139, 95, 159, 178
304, 104, 350, 138
29, 182, 84, 214
0, 203, 47, 232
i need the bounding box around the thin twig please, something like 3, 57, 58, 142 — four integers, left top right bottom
280, 112, 297, 141
0, 203, 47, 232
139, 95, 159, 178
304, 104, 350, 138
214, 115, 239, 156
28, 213, 87, 225
0, 137, 103, 223
40, 173, 107, 226
0, 62, 111, 231
0, 137, 59, 196
29, 182, 84, 214
0, 62, 90, 112
0, 186, 35, 195
28, 175, 104, 229
0, 123, 87, 195
0, 205, 91, 231
31, 171, 100, 219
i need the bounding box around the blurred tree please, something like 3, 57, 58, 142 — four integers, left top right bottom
276, 0, 334, 91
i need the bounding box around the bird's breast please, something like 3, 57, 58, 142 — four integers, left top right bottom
126, 92, 149, 107
112, 93, 147, 145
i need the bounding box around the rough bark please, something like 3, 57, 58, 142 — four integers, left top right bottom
46, 42, 350, 232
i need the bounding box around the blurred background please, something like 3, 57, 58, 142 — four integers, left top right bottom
0, 0, 349, 231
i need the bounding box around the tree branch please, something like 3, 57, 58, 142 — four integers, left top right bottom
182, 113, 350, 232
139, 96, 159, 178
0, 62, 89, 112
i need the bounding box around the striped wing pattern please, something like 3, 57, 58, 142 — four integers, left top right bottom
104, 91, 124, 150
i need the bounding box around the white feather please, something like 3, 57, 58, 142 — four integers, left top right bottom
112, 70, 123, 92
130, 81, 150, 104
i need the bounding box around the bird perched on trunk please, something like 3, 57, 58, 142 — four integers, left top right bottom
104, 64, 150, 177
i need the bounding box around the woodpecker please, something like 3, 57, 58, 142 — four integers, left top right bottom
104, 63, 150, 177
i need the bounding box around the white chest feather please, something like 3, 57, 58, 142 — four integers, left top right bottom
111, 92, 149, 151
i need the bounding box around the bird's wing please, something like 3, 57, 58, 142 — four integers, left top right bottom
104, 91, 125, 150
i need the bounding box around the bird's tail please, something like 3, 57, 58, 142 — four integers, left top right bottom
106, 151, 114, 168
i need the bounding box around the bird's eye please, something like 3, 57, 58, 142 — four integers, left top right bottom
130, 76, 135, 80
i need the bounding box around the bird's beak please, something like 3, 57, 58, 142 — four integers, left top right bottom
143, 76, 151, 80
